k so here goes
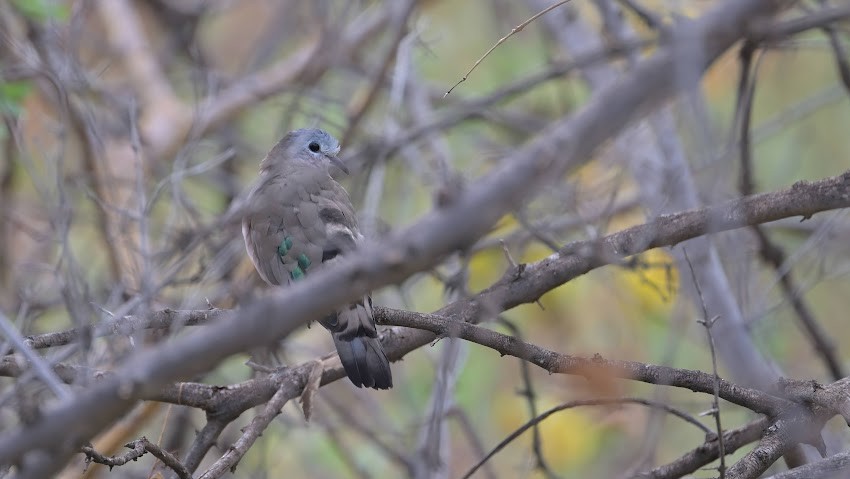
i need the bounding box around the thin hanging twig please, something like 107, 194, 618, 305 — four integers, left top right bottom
444, 0, 575, 97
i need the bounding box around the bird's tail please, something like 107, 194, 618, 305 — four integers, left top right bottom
332, 334, 393, 390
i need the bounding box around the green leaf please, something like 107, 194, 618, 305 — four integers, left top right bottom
0, 81, 32, 116
11, 0, 70, 22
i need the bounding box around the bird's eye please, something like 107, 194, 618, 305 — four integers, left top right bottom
308, 142, 321, 153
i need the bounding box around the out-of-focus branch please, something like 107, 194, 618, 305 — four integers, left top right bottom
81, 437, 191, 479
195, 380, 295, 479
0, 117, 17, 295
748, 4, 850, 41
95, 0, 189, 151
22, 308, 230, 350
735, 40, 844, 380
761, 451, 850, 479
462, 397, 713, 479
0, 312, 71, 400
91, 2, 395, 161
340, 0, 418, 146
156, 7, 393, 159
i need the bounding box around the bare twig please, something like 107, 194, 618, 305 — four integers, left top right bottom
734, 38, 844, 380
322, 394, 414, 474
197, 383, 296, 479
383, 309, 793, 416
683, 249, 726, 478
82, 437, 191, 479
94, 0, 188, 148
0, 311, 71, 401
445, 408, 499, 479
444, 0, 575, 97
462, 397, 713, 479
497, 317, 558, 478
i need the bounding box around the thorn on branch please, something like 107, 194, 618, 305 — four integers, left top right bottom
300, 361, 324, 422
500, 239, 517, 269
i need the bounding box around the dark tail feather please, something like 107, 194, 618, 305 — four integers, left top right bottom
333, 334, 393, 390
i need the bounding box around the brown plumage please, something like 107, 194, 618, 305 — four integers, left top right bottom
242, 129, 392, 389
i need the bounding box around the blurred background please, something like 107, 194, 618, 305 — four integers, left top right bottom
1, 0, 849, 478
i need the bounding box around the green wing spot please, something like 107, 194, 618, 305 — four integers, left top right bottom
278, 236, 294, 256
290, 267, 305, 280
297, 253, 312, 271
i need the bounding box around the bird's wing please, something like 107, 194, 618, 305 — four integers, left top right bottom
310, 181, 379, 340
311, 180, 360, 264
242, 173, 327, 286
242, 171, 378, 338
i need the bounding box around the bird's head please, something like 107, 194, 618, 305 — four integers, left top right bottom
261, 128, 348, 174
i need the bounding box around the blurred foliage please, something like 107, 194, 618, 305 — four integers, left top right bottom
0, 81, 31, 116
10, 0, 69, 22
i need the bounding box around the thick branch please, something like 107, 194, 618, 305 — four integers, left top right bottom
762, 451, 850, 479
636, 417, 769, 479
11, 169, 849, 354
382, 310, 792, 415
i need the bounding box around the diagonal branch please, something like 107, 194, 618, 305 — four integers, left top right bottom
7, 167, 848, 358
636, 417, 770, 479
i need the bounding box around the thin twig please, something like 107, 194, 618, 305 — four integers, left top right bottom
462, 397, 712, 479
383, 309, 793, 415
82, 437, 191, 479
683, 249, 726, 478
444, 0, 575, 97
322, 395, 414, 473
197, 384, 295, 479
0, 312, 71, 401
497, 316, 558, 479
735, 38, 844, 380
445, 408, 499, 479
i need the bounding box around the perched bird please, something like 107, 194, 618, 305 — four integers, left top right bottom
241, 129, 392, 389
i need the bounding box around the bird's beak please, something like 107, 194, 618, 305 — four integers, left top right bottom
329, 154, 349, 175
